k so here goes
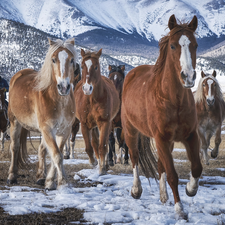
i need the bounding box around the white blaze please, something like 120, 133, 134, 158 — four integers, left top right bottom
85, 59, 92, 73
58, 50, 68, 78
207, 79, 214, 100
179, 35, 194, 76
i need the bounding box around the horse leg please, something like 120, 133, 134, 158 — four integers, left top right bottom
120, 128, 129, 164
108, 131, 116, 166
63, 137, 70, 159
155, 135, 186, 218
0, 131, 5, 150
91, 127, 100, 167
7, 120, 22, 184
198, 129, 209, 165
182, 131, 202, 197
158, 143, 173, 204
123, 121, 141, 199
116, 128, 123, 164
42, 130, 67, 189
98, 122, 111, 175
36, 140, 47, 186
70, 120, 79, 159
211, 126, 221, 159
81, 123, 97, 166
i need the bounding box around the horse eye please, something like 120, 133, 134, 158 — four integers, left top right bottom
52, 58, 56, 63
195, 44, 198, 50
203, 84, 205, 87
170, 44, 175, 50
95, 66, 98, 70
70, 58, 74, 64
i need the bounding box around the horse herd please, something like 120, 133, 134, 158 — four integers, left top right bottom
1, 14, 225, 219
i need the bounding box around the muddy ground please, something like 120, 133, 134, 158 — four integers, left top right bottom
0, 130, 225, 224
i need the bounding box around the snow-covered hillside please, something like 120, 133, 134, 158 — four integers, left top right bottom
1, 0, 225, 41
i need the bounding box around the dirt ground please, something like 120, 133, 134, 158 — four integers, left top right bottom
0, 130, 225, 224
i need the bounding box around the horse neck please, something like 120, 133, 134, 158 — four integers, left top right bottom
92, 75, 105, 101
159, 62, 187, 103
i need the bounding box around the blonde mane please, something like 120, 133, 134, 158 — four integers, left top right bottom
194, 74, 223, 103
35, 38, 77, 91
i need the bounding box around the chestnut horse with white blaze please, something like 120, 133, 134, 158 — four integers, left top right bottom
7, 38, 77, 190
121, 15, 202, 219
74, 49, 120, 175
195, 70, 225, 165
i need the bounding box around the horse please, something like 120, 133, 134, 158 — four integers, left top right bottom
108, 65, 129, 166
63, 63, 81, 159
7, 38, 77, 190
121, 14, 202, 219
74, 49, 120, 175
0, 88, 9, 150
194, 70, 225, 165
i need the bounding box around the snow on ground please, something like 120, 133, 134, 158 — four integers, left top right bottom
1, 163, 225, 224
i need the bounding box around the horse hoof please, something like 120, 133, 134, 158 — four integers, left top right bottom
124, 159, 129, 165
109, 160, 114, 167
64, 155, 70, 159
7, 179, 17, 185
36, 178, 46, 186
185, 186, 197, 197
131, 185, 142, 199
131, 191, 141, 199
176, 211, 188, 220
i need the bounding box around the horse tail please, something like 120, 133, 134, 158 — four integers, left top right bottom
138, 133, 158, 181
18, 127, 30, 168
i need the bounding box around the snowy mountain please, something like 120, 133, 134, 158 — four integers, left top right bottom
1, 0, 225, 57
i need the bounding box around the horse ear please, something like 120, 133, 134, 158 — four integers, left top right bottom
201, 71, 205, 78
108, 65, 112, 71
188, 15, 198, 32
120, 65, 125, 72
168, 14, 177, 30
48, 37, 55, 46
69, 38, 75, 46
96, 49, 102, 58
81, 49, 85, 58
212, 70, 217, 77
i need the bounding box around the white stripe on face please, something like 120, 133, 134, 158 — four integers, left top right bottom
179, 35, 194, 76
58, 50, 68, 78
85, 59, 92, 73
207, 79, 214, 99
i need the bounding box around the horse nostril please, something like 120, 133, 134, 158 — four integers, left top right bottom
193, 71, 196, 80
67, 84, 70, 91
57, 84, 60, 89
181, 71, 187, 80
90, 86, 93, 91
82, 85, 85, 91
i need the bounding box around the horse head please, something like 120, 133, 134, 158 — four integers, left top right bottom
108, 65, 125, 95
167, 14, 198, 88
201, 70, 217, 106
80, 48, 102, 95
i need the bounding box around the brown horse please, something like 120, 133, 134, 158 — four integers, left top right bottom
7, 38, 77, 190
194, 70, 225, 165
108, 65, 129, 165
121, 14, 202, 219
74, 49, 120, 175
0, 88, 9, 150
63, 63, 81, 159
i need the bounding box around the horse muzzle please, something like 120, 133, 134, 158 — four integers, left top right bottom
57, 83, 71, 96
206, 98, 215, 106
82, 83, 93, 95
181, 71, 196, 88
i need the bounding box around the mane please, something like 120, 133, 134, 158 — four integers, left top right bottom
35, 38, 77, 91
194, 75, 223, 103
154, 22, 196, 75
82, 51, 99, 61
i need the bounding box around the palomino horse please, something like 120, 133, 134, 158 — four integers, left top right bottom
0, 88, 9, 150
63, 63, 81, 159
194, 70, 225, 165
74, 49, 120, 175
7, 38, 77, 190
121, 15, 202, 219
108, 65, 129, 166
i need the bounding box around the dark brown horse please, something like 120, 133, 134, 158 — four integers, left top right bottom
121, 15, 202, 219
108, 65, 129, 165
74, 49, 120, 175
194, 70, 225, 165
0, 88, 9, 150
8, 38, 77, 189
63, 63, 81, 159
